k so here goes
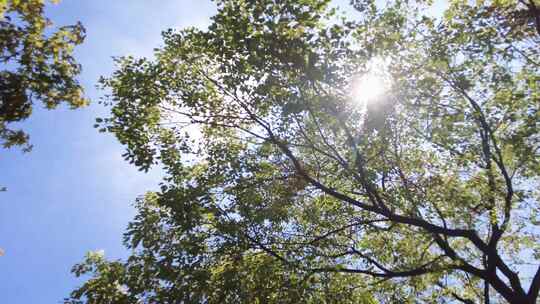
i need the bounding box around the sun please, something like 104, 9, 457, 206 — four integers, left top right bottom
353, 73, 387, 102
351, 57, 390, 105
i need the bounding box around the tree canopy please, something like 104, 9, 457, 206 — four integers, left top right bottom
67, 0, 540, 303
0, 0, 86, 151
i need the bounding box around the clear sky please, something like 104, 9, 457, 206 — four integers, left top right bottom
0, 1, 215, 302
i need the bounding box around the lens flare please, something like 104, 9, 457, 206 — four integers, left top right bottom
353, 74, 387, 102
351, 57, 390, 105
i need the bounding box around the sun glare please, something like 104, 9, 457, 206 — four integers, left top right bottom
354, 74, 387, 101
351, 57, 390, 106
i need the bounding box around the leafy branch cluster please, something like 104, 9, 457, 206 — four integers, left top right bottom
0, 0, 86, 151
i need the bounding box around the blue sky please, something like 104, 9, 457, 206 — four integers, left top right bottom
0, 1, 215, 302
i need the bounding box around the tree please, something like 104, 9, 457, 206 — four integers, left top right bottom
67, 0, 540, 303
0, 0, 86, 151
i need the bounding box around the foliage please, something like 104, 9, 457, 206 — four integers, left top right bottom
68, 0, 540, 303
66, 196, 376, 303
0, 0, 86, 151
